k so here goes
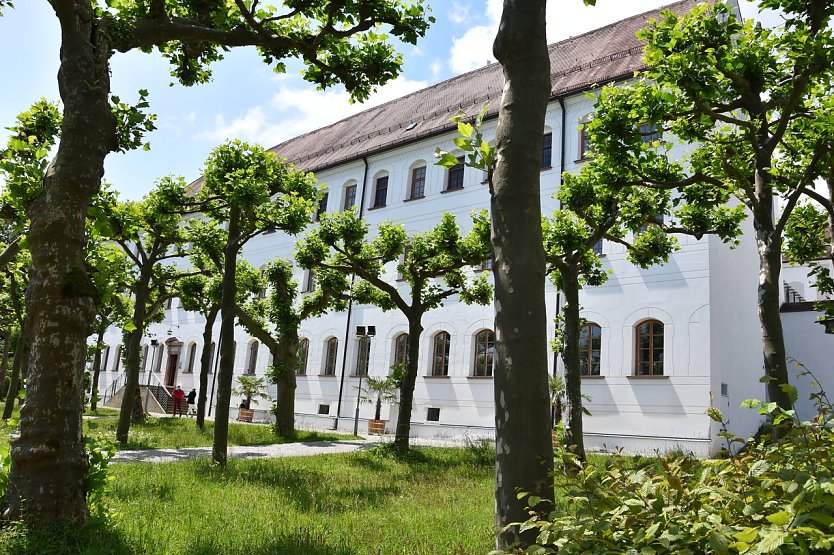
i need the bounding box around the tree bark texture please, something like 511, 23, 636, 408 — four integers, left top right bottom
213, 206, 241, 467
274, 338, 298, 436
393, 316, 423, 449
5, 1, 117, 525
197, 306, 219, 429
560, 268, 586, 462
2, 331, 26, 421
754, 225, 792, 411
117, 281, 150, 442
492, 0, 554, 548
90, 326, 106, 412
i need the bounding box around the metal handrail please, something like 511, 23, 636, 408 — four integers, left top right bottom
101, 372, 127, 405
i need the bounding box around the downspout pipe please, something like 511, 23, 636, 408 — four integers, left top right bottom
334, 156, 370, 429
553, 96, 567, 379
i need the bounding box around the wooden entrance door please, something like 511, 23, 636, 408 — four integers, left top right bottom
164, 353, 179, 387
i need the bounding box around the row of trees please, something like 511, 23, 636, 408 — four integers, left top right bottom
0, 0, 831, 552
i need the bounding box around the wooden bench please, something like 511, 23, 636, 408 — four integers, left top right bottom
238, 407, 255, 423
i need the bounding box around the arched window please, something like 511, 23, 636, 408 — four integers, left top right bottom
579, 323, 601, 376
154, 344, 164, 373
354, 336, 371, 376
408, 165, 426, 199
323, 337, 338, 375
431, 331, 451, 376
141, 344, 149, 372
635, 320, 664, 376
393, 333, 408, 368
579, 114, 593, 160
343, 182, 357, 211
112, 345, 122, 371
314, 190, 328, 221
445, 157, 464, 191
372, 173, 388, 208
246, 341, 259, 375
296, 338, 309, 375
473, 329, 495, 377
100, 345, 110, 373
186, 343, 197, 373
541, 130, 553, 169
208, 342, 216, 373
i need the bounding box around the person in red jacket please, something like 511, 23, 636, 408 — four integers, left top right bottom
172, 385, 185, 417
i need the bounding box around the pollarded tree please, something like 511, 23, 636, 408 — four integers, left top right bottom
0, 0, 432, 526
197, 140, 318, 467
236, 258, 348, 436
587, 0, 834, 410
296, 210, 492, 449
105, 177, 194, 443
547, 143, 744, 463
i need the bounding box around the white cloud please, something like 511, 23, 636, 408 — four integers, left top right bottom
449, 2, 471, 24
197, 77, 428, 147
430, 59, 444, 79
449, 25, 498, 73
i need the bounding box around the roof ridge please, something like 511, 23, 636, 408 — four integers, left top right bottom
269, 0, 700, 157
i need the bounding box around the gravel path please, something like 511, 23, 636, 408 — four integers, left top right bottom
110, 434, 483, 464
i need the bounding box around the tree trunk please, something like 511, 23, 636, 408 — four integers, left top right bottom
0, 332, 11, 399
197, 306, 219, 429
273, 337, 298, 436
394, 315, 423, 449
492, 0, 554, 548
755, 225, 792, 411
375, 396, 382, 421
117, 283, 150, 442
213, 206, 241, 467
5, 4, 116, 523
560, 267, 586, 463
2, 330, 26, 421
90, 325, 106, 412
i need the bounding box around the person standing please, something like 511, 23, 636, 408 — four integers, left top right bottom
172, 385, 185, 417
186, 387, 197, 417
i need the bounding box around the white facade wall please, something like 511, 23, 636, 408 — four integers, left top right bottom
95, 88, 770, 454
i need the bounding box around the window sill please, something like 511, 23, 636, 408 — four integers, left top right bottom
627, 375, 669, 380
295, 374, 308, 378
574, 158, 590, 164
441, 187, 464, 194
319, 374, 337, 378
368, 204, 386, 211
404, 195, 425, 202
467, 375, 493, 380
540, 165, 552, 171
581, 375, 605, 379
424, 375, 450, 379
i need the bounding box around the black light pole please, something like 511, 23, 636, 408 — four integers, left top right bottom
353, 325, 375, 436
144, 338, 158, 413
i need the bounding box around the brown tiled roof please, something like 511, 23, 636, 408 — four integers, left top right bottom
265, 0, 702, 174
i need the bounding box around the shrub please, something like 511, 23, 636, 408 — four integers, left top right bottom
508, 383, 834, 554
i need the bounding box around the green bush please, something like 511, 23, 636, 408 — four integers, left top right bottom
510, 383, 834, 554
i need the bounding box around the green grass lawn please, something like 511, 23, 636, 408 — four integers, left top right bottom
0, 446, 496, 555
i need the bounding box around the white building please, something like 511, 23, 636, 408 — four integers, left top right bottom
97, 0, 833, 455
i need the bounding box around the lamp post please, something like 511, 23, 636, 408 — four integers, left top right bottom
144, 338, 159, 413
353, 325, 376, 436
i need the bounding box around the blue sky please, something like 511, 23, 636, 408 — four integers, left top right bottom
0, 1, 779, 200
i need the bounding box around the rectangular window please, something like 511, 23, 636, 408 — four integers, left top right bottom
409, 166, 426, 199
541, 132, 552, 169
343, 184, 356, 211
373, 176, 388, 208
426, 407, 440, 422
318, 404, 330, 415
446, 157, 464, 191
